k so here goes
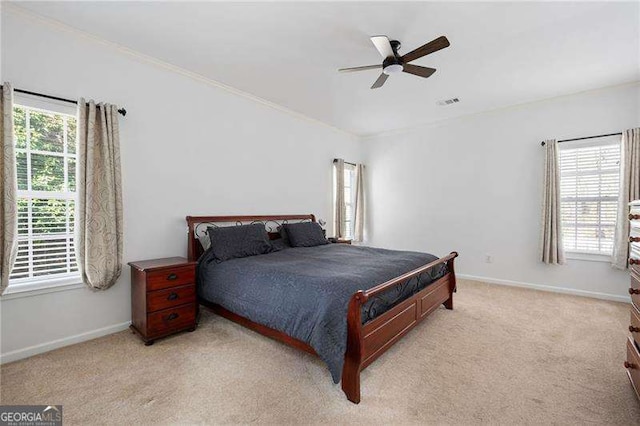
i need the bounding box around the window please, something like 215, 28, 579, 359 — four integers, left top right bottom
9, 100, 79, 288
333, 161, 357, 240
559, 137, 621, 256
342, 163, 357, 239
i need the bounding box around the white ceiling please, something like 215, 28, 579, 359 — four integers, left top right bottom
11, 1, 640, 136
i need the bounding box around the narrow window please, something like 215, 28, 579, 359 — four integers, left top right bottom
342, 163, 357, 240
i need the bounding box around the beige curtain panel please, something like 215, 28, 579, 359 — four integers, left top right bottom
353, 164, 365, 242
333, 159, 346, 239
76, 99, 123, 290
612, 128, 640, 269
0, 83, 17, 294
540, 139, 565, 264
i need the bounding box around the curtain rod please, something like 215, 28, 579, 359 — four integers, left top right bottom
540, 132, 622, 146
1, 86, 127, 116
333, 158, 356, 166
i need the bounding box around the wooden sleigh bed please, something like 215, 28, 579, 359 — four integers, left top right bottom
186, 214, 458, 404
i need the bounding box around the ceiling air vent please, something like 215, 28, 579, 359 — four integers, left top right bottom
437, 97, 460, 106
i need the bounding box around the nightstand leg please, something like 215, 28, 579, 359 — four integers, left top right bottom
144, 340, 154, 346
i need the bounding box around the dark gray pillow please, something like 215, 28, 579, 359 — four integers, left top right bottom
278, 226, 291, 247
269, 238, 289, 253
283, 222, 329, 247
207, 224, 271, 261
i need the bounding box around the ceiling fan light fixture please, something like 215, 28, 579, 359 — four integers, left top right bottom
383, 64, 404, 75
339, 35, 450, 89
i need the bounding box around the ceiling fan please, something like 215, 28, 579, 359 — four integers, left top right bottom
339, 35, 450, 89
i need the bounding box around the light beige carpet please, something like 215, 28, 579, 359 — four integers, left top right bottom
1, 279, 639, 425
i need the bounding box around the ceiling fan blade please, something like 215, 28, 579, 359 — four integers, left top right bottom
338, 64, 382, 73
371, 73, 389, 89
401, 36, 450, 63
402, 64, 437, 79
370, 35, 395, 58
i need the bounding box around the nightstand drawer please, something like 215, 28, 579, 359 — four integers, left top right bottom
632, 304, 640, 348
147, 285, 195, 313
147, 266, 195, 291
629, 264, 640, 282
626, 337, 640, 400
147, 304, 196, 335
631, 272, 640, 311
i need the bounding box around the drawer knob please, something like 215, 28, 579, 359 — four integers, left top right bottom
630, 326, 640, 333
167, 273, 178, 281
625, 361, 636, 369
166, 313, 179, 321
167, 292, 179, 301
630, 214, 640, 220
631, 237, 640, 243
630, 288, 640, 295
630, 259, 640, 265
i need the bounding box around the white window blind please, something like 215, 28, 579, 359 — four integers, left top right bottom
343, 163, 357, 239
559, 138, 620, 255
10, 104, 79, 283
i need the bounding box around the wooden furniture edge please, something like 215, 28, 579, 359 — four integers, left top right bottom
130, 322, 197, 345
362, 252, 458, 300
129, 257, 196, 272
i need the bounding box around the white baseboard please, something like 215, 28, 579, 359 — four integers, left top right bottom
0, 321, 131, 364
457, 273, 630, 303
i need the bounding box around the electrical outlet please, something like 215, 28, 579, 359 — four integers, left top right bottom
485, 254, 493, 263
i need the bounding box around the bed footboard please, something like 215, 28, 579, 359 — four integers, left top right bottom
341, 251, 458, 403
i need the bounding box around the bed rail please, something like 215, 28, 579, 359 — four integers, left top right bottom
361, 251, 458, 301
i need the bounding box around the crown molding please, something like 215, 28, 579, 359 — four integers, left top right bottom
4, 3, 357, 140
360, 80, 640, 140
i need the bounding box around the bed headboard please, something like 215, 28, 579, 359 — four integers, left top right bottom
185, 214, 316, 262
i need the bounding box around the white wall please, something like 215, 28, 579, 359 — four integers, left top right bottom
0, 10, 361, 361
364, 83, 640, 301
2, 6, 638, 363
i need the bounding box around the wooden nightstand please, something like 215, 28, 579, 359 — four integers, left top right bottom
128, 257, 198, 345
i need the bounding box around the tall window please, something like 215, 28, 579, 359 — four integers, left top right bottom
9, 102, 79, 285
559, 137, 621, 256
343, 163, 357, 239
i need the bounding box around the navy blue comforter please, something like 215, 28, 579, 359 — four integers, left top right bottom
197, 244, 446, 383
